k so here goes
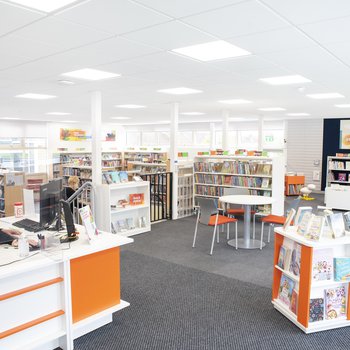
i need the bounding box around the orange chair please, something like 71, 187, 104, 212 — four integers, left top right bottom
193, 197, 238, 255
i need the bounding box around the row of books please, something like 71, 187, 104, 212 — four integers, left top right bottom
195, 185, 224, 197
287, 184, 303, 195
111, 216, 147, 233
102, 159, 123, 167
103, 171, 128, 184
328, 172, 348, 182
63, 168, 91, 178
329, 161, 350, 170
194, 161, 272, 175
194, 174, 270, 188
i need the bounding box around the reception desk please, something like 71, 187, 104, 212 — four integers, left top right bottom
0, 219, 133, 350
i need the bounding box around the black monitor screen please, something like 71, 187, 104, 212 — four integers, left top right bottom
40, 178, 62, 227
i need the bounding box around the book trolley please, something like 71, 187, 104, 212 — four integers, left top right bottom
272, 227, 350, 333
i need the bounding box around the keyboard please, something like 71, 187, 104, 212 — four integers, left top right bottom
13, 218, 45, 232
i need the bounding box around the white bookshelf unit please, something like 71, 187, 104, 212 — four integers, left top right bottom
95, 181, 151, 237
273, 227, 350, 333
193, 155, 284, 215
124, 149, 169, 174
177, 162, 194, 219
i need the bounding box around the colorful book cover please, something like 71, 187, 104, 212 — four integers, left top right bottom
289, 243, 301, 276
277, 246, 287, 269
334, 257, 350, 282
221, 162, 230, 173
119, 171, 128, 183
305, 214, 325, 241
309, 298, 324, 322
129, 193, 144, 206
283, 208, 296, 231
110, 171, 120, 183
278, 274, 295, 308
78, 205, 99, 241
297, 211, 312, 236
325, 286, 347, 319
290, 290, 298, 314
338, 173, 347, 182
329, 213, 345, 238
261, 178, 270, 188
294, 206, 313, 227
312, 248, 333, 281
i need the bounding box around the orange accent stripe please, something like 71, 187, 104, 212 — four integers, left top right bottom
297, 245, 313, 328
0, 278, 63, 302
0, 310, 64, 339
347, 282, 350, 320
272, 233, 284, 300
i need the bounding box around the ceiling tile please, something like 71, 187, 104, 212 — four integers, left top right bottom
260, 0, 350, 25
0, 2, 44, 36
182, 1, 288, 39
122, 21, 215, 50
0, 52, 29, 70
56, 0, 171, 35
133, 0, 245, 18
13, 16, 112, 51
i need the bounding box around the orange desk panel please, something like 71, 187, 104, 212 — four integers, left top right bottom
70, 247, 120, 323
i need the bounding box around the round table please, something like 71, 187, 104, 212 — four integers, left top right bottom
219, 195, 275, 249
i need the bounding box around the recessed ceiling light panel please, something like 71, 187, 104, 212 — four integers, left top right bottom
46, 112, 71, 116
260, 75, 311, 85
180, 112, 205, 116
6, 0, 79, 13
115, 104, 145, 109
172, 40, 251, 62
258, 107, 286, 111
62, 68, 120, 81
111, 117, 131, 120
307, 93, 344, 99
15, 93, 56, 100
157, 87, 202, 95
335, 104, 350, 108
219, 99, 252, 104
286, 113, 310, 116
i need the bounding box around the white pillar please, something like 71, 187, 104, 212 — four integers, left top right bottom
170, 102, 179, 220
258, 116, 264, 151
91, 91, 102, 186
210, 122, 216, 150
222, 110, 230, 150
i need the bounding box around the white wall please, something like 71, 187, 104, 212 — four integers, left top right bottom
286, 119, 323, 191
0, 120, 47, 137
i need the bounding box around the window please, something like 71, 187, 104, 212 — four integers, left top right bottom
263, 129, 284, 149
178, 131, 193, 146
126, 132, 141, 146
194, 131, 210, 146
237, 130, 258, 149
158, 132, 170, 146
142, 132, 157, 146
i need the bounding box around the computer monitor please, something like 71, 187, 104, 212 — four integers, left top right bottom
39, 178, 62, 228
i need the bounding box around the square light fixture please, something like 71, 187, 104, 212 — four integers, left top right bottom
157, 87, 202, 95
115, 104, 145, 109
259, 75, 311, 85
219, 99, 252, 104
172, 40, 251, 62
111, 117, 131, 120
62, 68, 120, 81
61, 120, 78, 123
5, 0, 79, 13
15, 93, 56, 100
0, 117, 21, 120
257, 107, 286, 111
180, 112, 205, 116
46, 112, 71, 116
335, 104, 350, 108
306, 93, 344, 99
286, 113, 310, 116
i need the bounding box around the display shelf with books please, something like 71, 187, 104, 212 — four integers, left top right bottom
193, 155, 284, 215
177, 162, 194, 219
124, 149, 169, 174
0, 171, 24, 217
25, 172, 48, 202
95, 181, 151, 237
326, 155, 350, 187
285, 175, 305, 196
272, 226, 350, 333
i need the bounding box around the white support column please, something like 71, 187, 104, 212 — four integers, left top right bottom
210, 122, 216, 150
258, 116, 264, 151
91, 91, 102, 187
222, 110, 230, 150
170, 102, 179, 220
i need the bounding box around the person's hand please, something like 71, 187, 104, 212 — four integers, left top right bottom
2, 228, 22, 237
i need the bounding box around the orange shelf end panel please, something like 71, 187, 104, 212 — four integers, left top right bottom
70, 247, 121, 323
272, 232, 284, 300
297, 245, 313, 328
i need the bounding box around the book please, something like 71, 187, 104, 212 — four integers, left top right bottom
116, 219, 128, 232
110, 171, 120, 183
309, 298, 324, 322
221, 162, 230, 173
283, 208, 296, 231
329, 213, 345, 238
119, 171, 128, 183
289, 243, 301, 276
294, 206, 313, 226
290, 290, 298, 314
334, 257, 350, 282
79, 205, 99, 241
103, 172, 112, 184
278, 274, 295, 308
297, 211, 312, 236
261, 178, 270, 188
129, 193, 144, 206
338, 173, 347, 182
138, 216, 147, 228
305, 214, 325, 241
343, 211, 350, 231
325, 286, 346, 319
126, 218, 135, 230
312, 249, 333, 281
277, 246, 292, 270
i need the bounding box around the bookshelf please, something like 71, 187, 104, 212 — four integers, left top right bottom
273, 226, 350, 333
124, 149, 169, 174
95, 181, 151, 237
25, 172, 48, 202
285, 175, 305, 196
0, 171, 25, 217
326, 155, 350, 187
193, 155, 284, 215
177, 162, 194, 219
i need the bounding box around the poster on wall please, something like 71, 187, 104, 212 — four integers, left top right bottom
340, 120, 350, 149
60, 128, 89, 141
104, 130, 116, 142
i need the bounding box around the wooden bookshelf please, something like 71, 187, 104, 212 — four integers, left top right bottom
125, 150, 169, 174
285, 175, 305, 196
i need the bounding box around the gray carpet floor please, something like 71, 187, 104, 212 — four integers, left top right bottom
74, 250, 350, 350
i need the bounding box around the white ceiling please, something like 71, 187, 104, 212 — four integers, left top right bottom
0, 0, 350, 124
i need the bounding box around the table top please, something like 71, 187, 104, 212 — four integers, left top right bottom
219, 194, 275, 206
